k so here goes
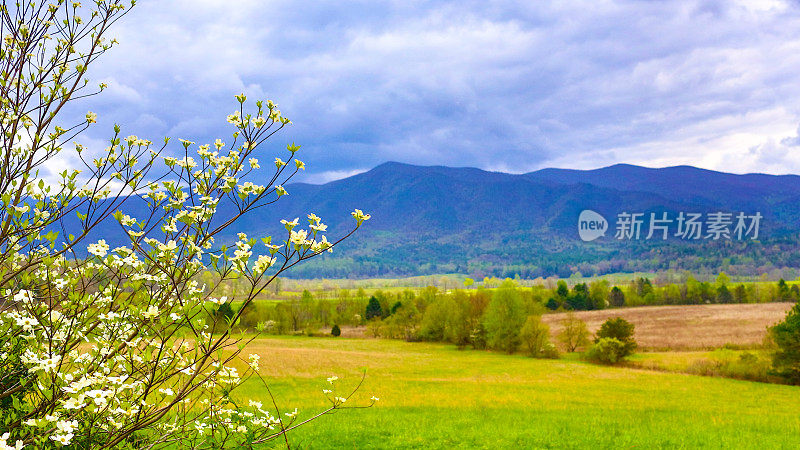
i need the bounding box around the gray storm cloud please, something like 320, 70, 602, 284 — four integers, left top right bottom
72, 0, 800, 181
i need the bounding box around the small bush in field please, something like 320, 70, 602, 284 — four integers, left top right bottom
687, 358, 723, 376
738, 352, 758, 364
595, 317, 637, 357
332, 324, 342, 336
585, 338, 628, 364
684, 351, 774, 383
586, 317, 637, 364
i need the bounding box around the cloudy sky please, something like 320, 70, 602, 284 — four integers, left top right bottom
80, 0, 800, 182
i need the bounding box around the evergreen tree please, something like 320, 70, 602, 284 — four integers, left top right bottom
588, 280, 610, 310
556, 280, 569, 299
716, 284, 733, 304
609, 286, 625, 307
778, 279, 792, 302
567, 283, 590, 310
390, 301, 403, 315
365, 296, 383, 320
635, 277, 653, 297
733, 284, 748, 303
215, 302, 235, 324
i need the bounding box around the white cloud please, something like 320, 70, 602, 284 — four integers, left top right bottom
95, 77, 143, 104
63, 0, 800, 177
542, 108, 800, 174
304, 169, 370, 184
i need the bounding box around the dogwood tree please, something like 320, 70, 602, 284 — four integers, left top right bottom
0, 1, 372, 448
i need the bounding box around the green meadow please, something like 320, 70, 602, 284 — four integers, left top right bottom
239, 337, 800, 449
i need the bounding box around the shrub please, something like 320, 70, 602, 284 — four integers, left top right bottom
769, 301, 800, 384
686, 358, 723, 376
586, 317, 638, 364
331, 324, 342, 336
595, 317, 637, 357
739, 351, 758, 364
683, 351, 774, 383
519, 315, 559, 359
256, 320, 277, 334
585, 338, 628, 364
367, 319, 382, 337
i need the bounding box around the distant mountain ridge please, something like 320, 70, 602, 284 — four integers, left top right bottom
527, 163, 800, 209
253, 161, 800, 234
72, 162, 800, 279
219, 161, 800, 278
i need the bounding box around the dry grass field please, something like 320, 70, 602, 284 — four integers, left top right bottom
541, 303, 794, 350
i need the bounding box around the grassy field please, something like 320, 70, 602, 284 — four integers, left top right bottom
542, 303, 793, 350
239, 336, 800, 449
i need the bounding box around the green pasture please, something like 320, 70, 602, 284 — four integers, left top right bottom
236, 337, 800, 449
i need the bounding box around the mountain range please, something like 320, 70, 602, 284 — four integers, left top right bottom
71, 162, 800, 279
224, 162, 800, 278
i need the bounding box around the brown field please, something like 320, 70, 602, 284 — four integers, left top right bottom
542, 302, 794, 350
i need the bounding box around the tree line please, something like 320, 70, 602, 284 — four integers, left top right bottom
230, 275, 798, 339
